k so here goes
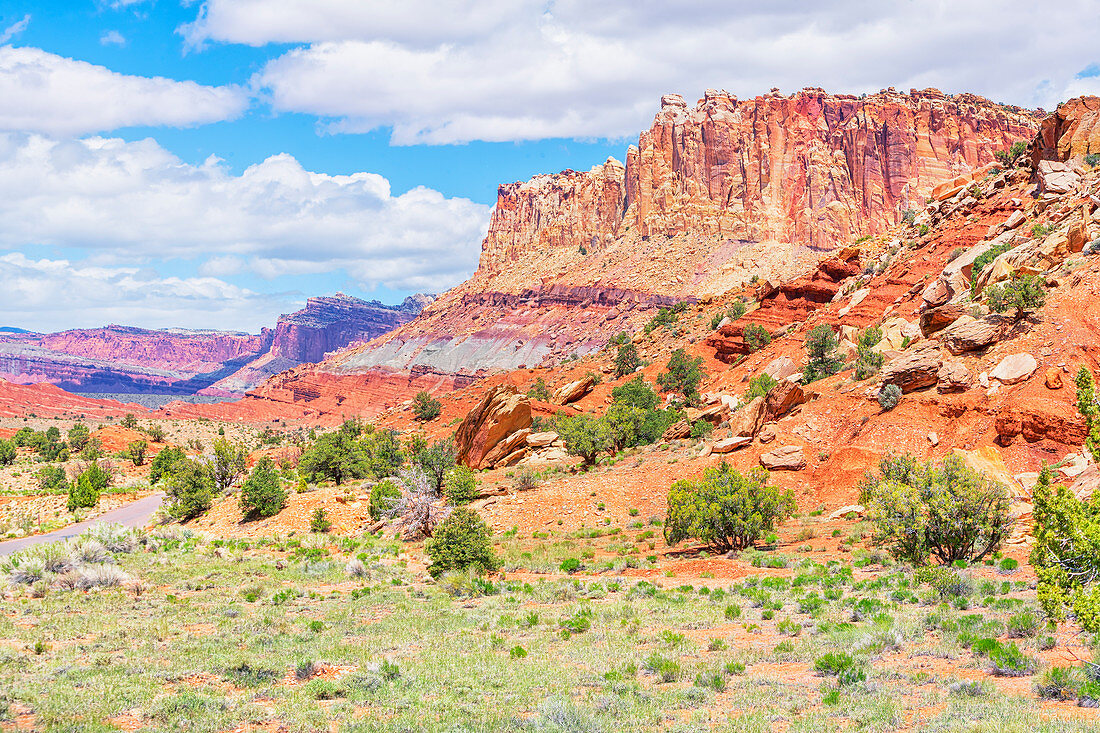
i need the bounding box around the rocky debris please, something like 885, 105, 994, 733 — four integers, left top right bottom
711, 436, 752, 454
995, 397, 1087, 445
828, 504, 865, 520
990, 353, 1038, 385
880, 342, 941, 392
874, 317, 920, 352
838, 288, 870, 317
760, 445, 806, 471
762, 356, 798, 381
552, 375, 594, 405
758, 423, 777, 444
936, 360, 972, 393
941, 314, 1012, 355
730, 396, 767, 437
1045, 368, 1064, 390
973, 222, 1088, 292
455, 384, 533, 468
526, 431, 559, 448
764, 380, 806, 420
520, 446, 571, 467
1037, 160, 1081, 195
928, 432, 940, 446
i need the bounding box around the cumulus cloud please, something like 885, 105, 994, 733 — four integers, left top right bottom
0, 252, 297, 331
0, 45, 247, 135
0, 132, 491, 292
183, 0, 1100, 144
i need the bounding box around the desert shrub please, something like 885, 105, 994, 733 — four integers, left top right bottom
664, 462, 795, 552
656, 348, 705, 405
611, 376, 660, 410
644, 301, 688, 334
743, 323, 771, 352
644, 653, 681, 682
554, 413, 614, 466
165, 459, 215, 521
526, 378, 550, 401
67, 463, 111, 512
614, 341, 640, 377
66, 423, 90, 451
37, 465, 68, 493
690, 420, 713, 440
915, 565, 972, 599
443, 465, 479, 505
877, 384, 902, 411
0, 438, 14, 466
210, 438, 248, 491
369, 479, 400, 521
803, 324, 844, 382
127, 440, 147, 466
413, 438, 457, 495
985, 275, 1046, 319
994, 140, 1027, 166
387, 468, 449, 540
1036, 666, 1079, 700
855, 347, 885, 380
513, 467, 540, 491
121, 413, 137, 429
863, 454, 1011, 564
148, 446, 185, 483
425, 507, 500, 578
970, 241, 1016, 291
743, 373, 778, 402
310, 508, 331, 533
988, 641, 1036, 676
239, 457, 287, 519
605, 378, 679, 449
145, 424, 166, 442
412, 391, 441, 422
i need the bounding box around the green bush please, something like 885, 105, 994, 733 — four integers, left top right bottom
149, 446, 186, 484
443, 465, 479, 505
412, 391, 442, 422
239, 457, 287, 519
877, 384, 902, 411
855, 345, 884, 380
66, 423, 90, 451
68, 463, 111, 511
689, 420, 713, 440
369, 479, 400, 520
803, 324, 843, 383
0, 438, 14, 466
863, 454, 1011, 564
985, 275, 1046, 319
37, 465, 67, 493
211, 438, 248, 491
743, 323, 771, 352
743, 373, 778, 402
614, 341, 640, 377
989, 641, 1035, 677
414, 438, 457, 494
970, 241, 1015, 292
165, 459, 215, 521
554, 413, 614, 466
526, 377, 550, 401
604, 378, 679, 450
664, 462, 795, 552
644, 302, 688, 334
309, 507, 331, 533
425, 508, 500, 578
656, 348, 705, 405
298, 421, 372, 486
127, 440, 147, 466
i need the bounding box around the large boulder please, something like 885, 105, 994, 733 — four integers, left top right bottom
990, 353, 1038, 385
919, 302, 968, 337
873, 317, 918, 352
936, 360, 972, 393
711, 436, 752, 454
880, 342, 941, 392
526, 431, 559, 448
941, 314, 1011, 355
553, 376, 594, 405
662, 419, 692, 440
1037, 159, 1081, 195
729, 396, 767, 437
760, 445, 806, 471
764, 379, 806, 420
762, 356, 799, 381
455, 384, 533, 468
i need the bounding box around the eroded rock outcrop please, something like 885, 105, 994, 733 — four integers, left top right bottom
455, 384, 533, 469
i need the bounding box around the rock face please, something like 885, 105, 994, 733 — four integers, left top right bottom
455, 384, 533, 469
552, 376, 595, 405
1033, 95, 1100, 163
480, 87, 1036, 272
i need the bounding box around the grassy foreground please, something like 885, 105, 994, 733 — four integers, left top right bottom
0, 526, 1096, 732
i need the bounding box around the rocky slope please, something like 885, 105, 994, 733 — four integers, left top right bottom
0, 293, 425, 396
201, 87, 1037, 423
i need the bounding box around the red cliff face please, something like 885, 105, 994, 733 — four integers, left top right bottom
479, 87, 1038, 272
1034, 95, 1100, 162
268, 293, 427, 363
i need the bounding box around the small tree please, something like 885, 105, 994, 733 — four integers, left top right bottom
877, 384, 902, 411
554, 413, 614, 466
67, 463, 111, 511
743, 324, 771, 352
743, 373, 778, 402
614, 341, 641, 378
37, 465, 67, 492
310, 507, 332, 533
165, 459, 215, 521
369, 479, 401, 521
425, 507, 501, 578
657, 348, 705, 405
414, 438, 458, 495
803, 324, 844, 382
664, 463, 794, 552
986, 275, 1046, 320
527, 378, 550, 401
80, 437, 103, 461
412, 391, 442, 422
149, 445, 186, 484
121, 413, 137, 429
127, 440, 147, 466
0, 438, 14, 466
863, 454, 1011, 564
298, 427, 370, 485
443, 465, 479, 505
239, 456, 287, 519
610, 377, 660, 410
145, 424, 166, 443
1076, 367, 1100, 463
387, 468, 449, 540
210, 438, 248, 491
67, 423, 90, 451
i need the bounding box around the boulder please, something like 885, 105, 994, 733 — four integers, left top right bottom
764, 380, 806, 420
1003, 209, 1026, 229
520, 447, 571, 467
455, 384, 533, 468
880, 342, 941, 392
1045, 368, 1064, 390
762, 355, 799, 381
730, 396, 767, 437
711, 436, 752, 454
526, 431, 559, 448
828, 504, 865, 520
662, 419, 692, 440
941, 314, 1011, 355
1070, 465, 1100, 501
952, 445, 1026, 499
874, 317, 917, 352
936, 360, 972, 393
758, 422, 777, 444
990, 353, 1038, 385
553, 376, 594, 405
1037, 159, 1081, 195
481, 428, 531, 468
760, 445, 806, 471
838, 288, 870, 317
919, 302, 967, 337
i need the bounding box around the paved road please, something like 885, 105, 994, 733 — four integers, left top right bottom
0, 492, 164, 556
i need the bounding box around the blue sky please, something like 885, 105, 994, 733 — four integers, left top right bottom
0, 0, 1098, 332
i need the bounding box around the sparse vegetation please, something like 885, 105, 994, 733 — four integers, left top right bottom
425, 507, 500, 578
656, 348, 705, 405
412, 391, 442, 422
742, 323, 771, 352
803, 324, 844, 382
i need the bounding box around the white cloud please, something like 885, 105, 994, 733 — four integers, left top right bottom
187, 0, 1100, 144
100, 30, 127, 47
0, 252, 297, 331
0, 14, 29, 44
0, 132, 491, 293
0, 45, 247, 135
